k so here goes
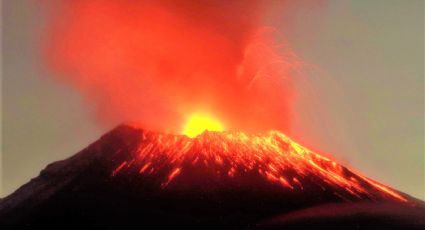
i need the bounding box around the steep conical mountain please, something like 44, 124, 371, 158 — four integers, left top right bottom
0, 125, 423, 229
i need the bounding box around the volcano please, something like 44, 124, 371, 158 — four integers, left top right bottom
0, 125, 424, 229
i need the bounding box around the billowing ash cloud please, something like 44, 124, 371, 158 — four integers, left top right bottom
42, 0, 300, 133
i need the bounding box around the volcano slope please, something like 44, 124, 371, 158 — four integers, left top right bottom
0, 125, 424, 229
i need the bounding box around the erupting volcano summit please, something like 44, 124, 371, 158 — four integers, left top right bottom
0, 125, 423, 229
112, 126, 406, 202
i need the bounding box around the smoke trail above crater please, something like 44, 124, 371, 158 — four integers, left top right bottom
42, 0, 301, 134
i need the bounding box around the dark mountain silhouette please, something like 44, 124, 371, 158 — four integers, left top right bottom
0, 125, 423, 229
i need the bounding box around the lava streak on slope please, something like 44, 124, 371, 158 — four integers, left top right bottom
110, 127, 407, 203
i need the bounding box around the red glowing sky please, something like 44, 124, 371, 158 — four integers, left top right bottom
43, 0, 301, 134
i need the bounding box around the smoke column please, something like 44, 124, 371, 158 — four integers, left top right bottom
41, 0, 300, 134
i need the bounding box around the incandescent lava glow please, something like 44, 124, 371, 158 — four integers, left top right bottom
183, 114, 224, 138
111, 128, 408, 203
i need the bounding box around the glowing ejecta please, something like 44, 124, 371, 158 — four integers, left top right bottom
111, 128, 408, 203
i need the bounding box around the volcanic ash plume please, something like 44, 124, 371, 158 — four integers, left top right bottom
42, 0, 299, 133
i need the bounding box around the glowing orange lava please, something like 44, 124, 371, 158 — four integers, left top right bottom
111, 129, 408, 203
182, 114, 224, 138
